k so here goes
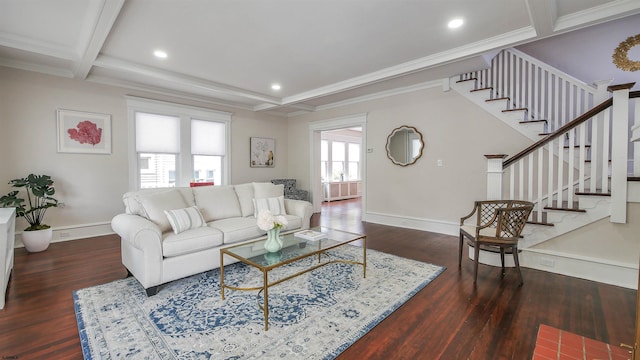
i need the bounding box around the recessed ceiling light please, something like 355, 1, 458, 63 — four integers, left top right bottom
271, 84, 281, 91
154, 50, 168, 59
448, 18, 464, 29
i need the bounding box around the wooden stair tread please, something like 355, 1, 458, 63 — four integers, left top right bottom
563, 144, 591, 148
575, 191, 611, 196
543, 201, 585, 212
503, 108, 528, 113
527, 211, 553, 226
456, 78, 477, 83
520, 119, 547, 124
471, 87, 492, 92
629, 176, 640, 181
486, 97, 509, 102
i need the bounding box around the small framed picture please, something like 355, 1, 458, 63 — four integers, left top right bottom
250, 137, 275, 167
57, 109, 111, 154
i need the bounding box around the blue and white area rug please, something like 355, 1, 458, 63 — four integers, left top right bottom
74, 246, 445, 359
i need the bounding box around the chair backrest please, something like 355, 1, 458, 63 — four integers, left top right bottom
475, 200, 511, 227
495, 201, 534, 239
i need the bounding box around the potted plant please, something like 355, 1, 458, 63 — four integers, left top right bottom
0, 174, 59, 252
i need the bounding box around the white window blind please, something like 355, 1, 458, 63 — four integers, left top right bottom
135, 113, 180, 153
191, 119, 226, 155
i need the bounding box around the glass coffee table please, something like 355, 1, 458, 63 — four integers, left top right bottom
219, 226, 366, 331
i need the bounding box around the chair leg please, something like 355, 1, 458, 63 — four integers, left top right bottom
512, 246, 523, 286
473, 243, 480, 283
458, 233, 464, 268
500, 247, 506, 277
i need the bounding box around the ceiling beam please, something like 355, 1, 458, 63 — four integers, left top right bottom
525, 0, 557, 38
73, 0, 125, 79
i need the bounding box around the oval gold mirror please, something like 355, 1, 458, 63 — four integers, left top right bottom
385, 125, 424, 166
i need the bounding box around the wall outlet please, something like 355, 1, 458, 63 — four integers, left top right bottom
367, 148, 373, 153
437, 159, 443, 167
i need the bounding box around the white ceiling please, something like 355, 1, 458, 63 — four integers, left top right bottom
1, 0, 639, 116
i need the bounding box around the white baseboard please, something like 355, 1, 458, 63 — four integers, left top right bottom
522, 248, 638, 289
364, 211, 459, 236
14, 222, 114, 248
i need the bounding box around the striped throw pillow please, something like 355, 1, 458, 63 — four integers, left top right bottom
253, 196, 287, 217
164, 206, 207, 234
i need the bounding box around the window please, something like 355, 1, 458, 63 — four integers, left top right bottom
320, 134, 361, 182
126, 97, 231, 190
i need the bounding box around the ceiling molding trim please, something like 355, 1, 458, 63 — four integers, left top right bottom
87, 75, 256, 112
524, 0, 557, 37
73, 0, 126, 79
92, 55, 282, 104
0, 33, 76, 61
314, 79, 443, 113
0, 59, 73, 78
253, 102, 316, 112
554, 1, 640, 32
280, 26, 537, 106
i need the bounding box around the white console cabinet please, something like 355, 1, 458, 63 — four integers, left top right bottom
323, 181, 362, 202
1, 208, 16, 310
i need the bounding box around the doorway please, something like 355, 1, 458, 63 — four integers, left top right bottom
308, 114, 367, 218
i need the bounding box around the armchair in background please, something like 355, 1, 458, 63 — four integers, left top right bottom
270, 179, 309, 201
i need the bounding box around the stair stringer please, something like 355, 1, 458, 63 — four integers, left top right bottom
450, 77, 544, 141
519, 196, 612, 250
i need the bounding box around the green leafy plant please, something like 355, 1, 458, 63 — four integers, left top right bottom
0, 174, 59, 231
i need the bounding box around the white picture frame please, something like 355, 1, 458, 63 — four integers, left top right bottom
57, 109, 111, 154
250, 137, 275, 167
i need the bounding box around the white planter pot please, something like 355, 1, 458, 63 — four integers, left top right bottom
21, 227, 53, 252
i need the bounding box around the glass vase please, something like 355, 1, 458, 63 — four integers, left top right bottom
264, 227, 283, 252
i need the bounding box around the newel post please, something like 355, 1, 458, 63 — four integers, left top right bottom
485, 154, 507, 200
608, 83, 634, 224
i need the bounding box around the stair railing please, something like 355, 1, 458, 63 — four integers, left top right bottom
486, 85, 638, 225
461, 48, 600, 132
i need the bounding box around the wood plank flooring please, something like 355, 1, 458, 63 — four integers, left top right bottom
0, 198, 636, 359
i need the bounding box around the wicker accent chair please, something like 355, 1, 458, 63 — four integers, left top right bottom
270, 179, 309, 201
459, 200, 534, 285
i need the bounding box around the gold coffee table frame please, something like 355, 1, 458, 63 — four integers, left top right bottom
219, 226, 366, 331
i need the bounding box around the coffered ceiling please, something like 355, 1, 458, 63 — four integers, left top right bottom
1, 0, 639, 115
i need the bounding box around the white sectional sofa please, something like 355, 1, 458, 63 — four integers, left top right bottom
111, 182, 313, 296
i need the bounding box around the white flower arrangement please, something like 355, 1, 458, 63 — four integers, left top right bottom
256, 210, 288, 231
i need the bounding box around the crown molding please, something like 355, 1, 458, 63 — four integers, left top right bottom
93, 55, 282, 104
0, 33, 76, 61
555, 0, 640, 32
0, 59, 73, 78
280, 26, 537, 107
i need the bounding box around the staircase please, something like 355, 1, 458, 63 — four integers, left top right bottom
451, 48, 640, 289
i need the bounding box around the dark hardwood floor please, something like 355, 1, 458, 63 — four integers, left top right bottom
0, 198, 636, 359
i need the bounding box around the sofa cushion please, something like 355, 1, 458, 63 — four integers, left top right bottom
208, 217, 265, 245
162, 226, 224, 257
253, 196, 287, 217
123, 188, 195, 217
138, 189, 189, 232
164, 206, 207, 234
253, 182, 284, 199
234, 183, 255, 217
282, 214, 302, 231
193, 185, 242, 222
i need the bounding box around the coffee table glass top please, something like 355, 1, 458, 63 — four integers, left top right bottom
221, 226, 364, 268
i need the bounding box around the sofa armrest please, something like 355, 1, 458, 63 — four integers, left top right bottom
111, 213, 163, 252
284, 199, 313, 229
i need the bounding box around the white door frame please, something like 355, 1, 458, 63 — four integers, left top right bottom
308, 113, 367, 218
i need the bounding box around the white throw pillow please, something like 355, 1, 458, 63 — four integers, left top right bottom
164, 206, 207, 234
253, 196, 287, 217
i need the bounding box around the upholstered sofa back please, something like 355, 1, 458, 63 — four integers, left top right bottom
121, 182, 285, 233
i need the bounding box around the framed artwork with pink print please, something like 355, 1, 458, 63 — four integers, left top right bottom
57, 109, 111, 154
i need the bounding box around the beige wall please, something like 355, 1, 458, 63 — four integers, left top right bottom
0, 67, 289, 231
288, 86, 532, 223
